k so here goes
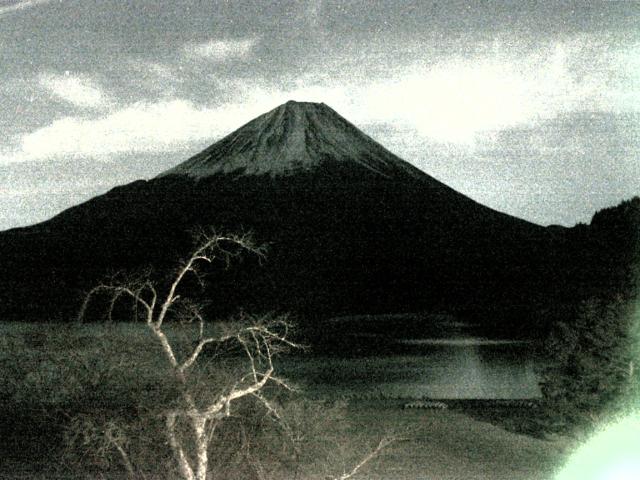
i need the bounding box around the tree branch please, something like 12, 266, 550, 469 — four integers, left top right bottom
204, 366, 275, 418
178, 335, 231, 373
333, 437, 395, 480
78, 284, 153, 323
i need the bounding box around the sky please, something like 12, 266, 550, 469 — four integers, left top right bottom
0, 0, 638, 230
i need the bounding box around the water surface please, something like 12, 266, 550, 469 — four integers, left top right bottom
278, 318, 542, 400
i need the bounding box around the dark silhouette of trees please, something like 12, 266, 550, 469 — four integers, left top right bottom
540, 296, 639, 432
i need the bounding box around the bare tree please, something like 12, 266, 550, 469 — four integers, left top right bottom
79, 231, 393, 480
79, 232, 299, 480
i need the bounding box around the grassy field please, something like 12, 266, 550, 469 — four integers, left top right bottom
337, 401, 571, 480
0, 322, 573, 479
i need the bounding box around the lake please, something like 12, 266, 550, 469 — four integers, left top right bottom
277, 317, 542, 400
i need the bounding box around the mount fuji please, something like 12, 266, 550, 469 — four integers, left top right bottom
2, 101, 631, 334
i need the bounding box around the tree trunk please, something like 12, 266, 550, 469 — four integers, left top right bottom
167, 413, 195, 480
193, 416, 209, 480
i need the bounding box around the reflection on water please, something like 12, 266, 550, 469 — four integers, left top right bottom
278, 322, 542, 399
397, 338, 529, 346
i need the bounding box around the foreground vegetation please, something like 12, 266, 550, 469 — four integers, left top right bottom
1, 232, 402, 480
1, 297, 636, 478
0, 322, 573, 480
1, 228, 636, 479
0, 322, 391, 479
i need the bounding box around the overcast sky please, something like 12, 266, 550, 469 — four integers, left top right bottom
1, 0, 638, 230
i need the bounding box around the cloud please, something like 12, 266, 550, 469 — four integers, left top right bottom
4, 98, 280, 162
2, 79, 345, 163
2, 38, 636, 165
303, 0, 323, 29
357, 43, 604, 143
38, 72, 108, 108
0, 0, 52, 16
122, 60, 185, 98
607, 44, 640, 112
184, 38, 257, 61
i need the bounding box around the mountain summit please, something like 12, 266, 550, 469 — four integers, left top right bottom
160, 101, 423, 179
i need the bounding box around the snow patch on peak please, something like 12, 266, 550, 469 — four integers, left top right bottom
159, 101, 424, 179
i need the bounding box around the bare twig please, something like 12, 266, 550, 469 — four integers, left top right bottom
333, 437, 395, 480
104, 427, 140, 480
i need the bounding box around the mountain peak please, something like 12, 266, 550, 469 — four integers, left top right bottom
159, 101, 423, 179
283, 99, 325, 107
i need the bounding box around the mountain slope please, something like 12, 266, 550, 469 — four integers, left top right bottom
160, 100, 426, 179
0, 101, 578, 333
